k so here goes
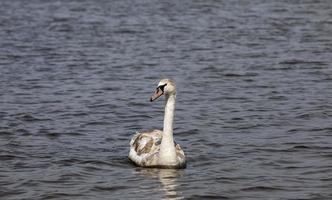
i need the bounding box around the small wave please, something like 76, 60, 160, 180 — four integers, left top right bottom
92, 185, 127, 192
189, 194, 230, 199
227, 72, 259, 77
66, 132, 84, 136
178, 129, 200, 136
288, 127, 332, 134
292, 145, 310, 149
0, 130, 12, 135
55, 158, 82, 166
288, 145, 332, 151
85, 121, 110, 126
200, 66, 223, 73
15, 113, 49, 122
279, 59, 327, 66
40, 192, 83, 200
79, 160, 111, 166
241, 186, 284, 191
230, 117, 244, 121
0, 154, 25, 161
17, 128, 31, 136
86, 103, 118, 109
300, 168, 332, 175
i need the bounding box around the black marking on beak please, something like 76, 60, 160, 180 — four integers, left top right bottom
157, 83, 167, 92
150, 83, 167, 102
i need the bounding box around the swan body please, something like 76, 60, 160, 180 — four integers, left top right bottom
128, 79, 186, 169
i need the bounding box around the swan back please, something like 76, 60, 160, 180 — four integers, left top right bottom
129, 130, 186, 168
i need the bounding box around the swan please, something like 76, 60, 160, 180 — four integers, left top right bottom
128, 79, 186, 169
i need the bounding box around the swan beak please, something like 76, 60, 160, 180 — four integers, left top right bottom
150, 88, 163, 102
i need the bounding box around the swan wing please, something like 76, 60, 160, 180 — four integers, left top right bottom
175, 143, 186, 168
129, 130, 162, 167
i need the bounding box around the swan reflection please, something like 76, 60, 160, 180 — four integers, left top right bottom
136, 168, 184, 200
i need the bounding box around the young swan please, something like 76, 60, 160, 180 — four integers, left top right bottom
128, 79, 186, 169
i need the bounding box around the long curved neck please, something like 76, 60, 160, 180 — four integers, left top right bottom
163, 94, 175, 143
159, 93, 177, 164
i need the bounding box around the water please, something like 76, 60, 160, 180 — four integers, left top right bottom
0, 0, 332, 199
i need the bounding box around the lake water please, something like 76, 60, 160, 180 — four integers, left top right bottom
0, 0, 331, 199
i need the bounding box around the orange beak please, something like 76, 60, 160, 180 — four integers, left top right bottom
150, 88, 163, 102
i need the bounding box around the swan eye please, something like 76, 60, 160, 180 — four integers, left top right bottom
158, 84, 167, 92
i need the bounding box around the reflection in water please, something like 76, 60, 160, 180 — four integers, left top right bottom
136, 168, 184, 200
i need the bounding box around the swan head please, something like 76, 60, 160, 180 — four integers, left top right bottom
150, 79, 176, 102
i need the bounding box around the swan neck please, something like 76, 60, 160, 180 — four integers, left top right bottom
159, 94, 177, 165
159, 93, 177, 165
163, 94, 175, 140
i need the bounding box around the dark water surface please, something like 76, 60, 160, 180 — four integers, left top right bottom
1, 0, 332, 199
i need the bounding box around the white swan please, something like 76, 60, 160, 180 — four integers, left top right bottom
129, 79, 186, 169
